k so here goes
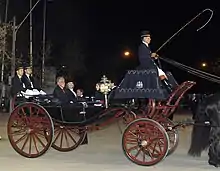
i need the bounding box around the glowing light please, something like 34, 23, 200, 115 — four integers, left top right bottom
201, 62, 207, 67
124, 51, 130, 56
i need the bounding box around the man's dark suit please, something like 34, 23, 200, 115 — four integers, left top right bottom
53, 86, 70, 105
22, 74, 41, 90
138, 43, 158, 70
66, 89, 78, 103
11, 75, 26, 97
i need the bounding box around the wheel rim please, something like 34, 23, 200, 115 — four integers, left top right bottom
167, 128, 179, 156
158, 118, 179, 156
7, 102, 54, 158
122, 118, 169, 166
52, 122, 86, 152
156, 118, 179, 156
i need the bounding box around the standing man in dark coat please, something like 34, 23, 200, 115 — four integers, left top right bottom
11, 66, 26, 97
138, 30, 174, 93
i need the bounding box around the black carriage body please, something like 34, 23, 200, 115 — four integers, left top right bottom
12, 95, 105, 126
44, 103, 104, 125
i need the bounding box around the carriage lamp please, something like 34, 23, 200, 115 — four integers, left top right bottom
98, 75, 115, 108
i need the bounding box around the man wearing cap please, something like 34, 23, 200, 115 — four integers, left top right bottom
22, 66, 41, 90
11, 66, 26, 96
138, 30, 173, 93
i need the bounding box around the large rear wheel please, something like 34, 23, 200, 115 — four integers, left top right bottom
7, 102, 54, 158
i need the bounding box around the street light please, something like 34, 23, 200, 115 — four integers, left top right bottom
124, 51, 130, 56
201, 62, 207, 67
123, 51, 131, 59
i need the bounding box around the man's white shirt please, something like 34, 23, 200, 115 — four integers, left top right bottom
25, 74, 34, 88
69, 88, 77, 97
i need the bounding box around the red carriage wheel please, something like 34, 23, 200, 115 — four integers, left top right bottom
122, 118, 169, 166
158, 118, 179, 156
51, 122, 86, 152
7, 102, 54, 158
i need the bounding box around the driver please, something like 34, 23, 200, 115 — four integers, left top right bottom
138, 30, 173, 93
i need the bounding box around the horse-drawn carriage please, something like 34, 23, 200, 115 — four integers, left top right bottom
7, 69, 195, 166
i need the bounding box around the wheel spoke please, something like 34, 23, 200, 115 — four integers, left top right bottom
15, 133, 28, 144
63, 129, 70, 147
65, 128, 77, 144
127, 144, 139, 152
29, 134, 32, 155
59, 129, 64, 148
33, 132, 46, 148
21, 134, 29, 151
32, 134, 39, 153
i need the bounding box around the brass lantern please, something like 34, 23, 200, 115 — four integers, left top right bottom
97, 75, 115, 108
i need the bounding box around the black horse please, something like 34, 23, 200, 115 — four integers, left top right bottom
188, 92, 220, 167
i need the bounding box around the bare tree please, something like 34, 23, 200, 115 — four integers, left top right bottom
0, 23, 22, 82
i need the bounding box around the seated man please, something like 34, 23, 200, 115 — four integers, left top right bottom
138, 30, 174, 93
11, 66, 26, 97
53, 76, 71, 105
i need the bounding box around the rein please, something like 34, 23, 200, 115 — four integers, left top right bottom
160, 57, 220, 84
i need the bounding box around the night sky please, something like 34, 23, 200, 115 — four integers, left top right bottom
3, 0, 220, 94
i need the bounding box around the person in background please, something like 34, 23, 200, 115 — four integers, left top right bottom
94, 83, 104, 100
76, 88, 83, 97
76, 88, 86, 101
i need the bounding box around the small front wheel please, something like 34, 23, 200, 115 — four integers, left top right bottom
122, 118, 169, 166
